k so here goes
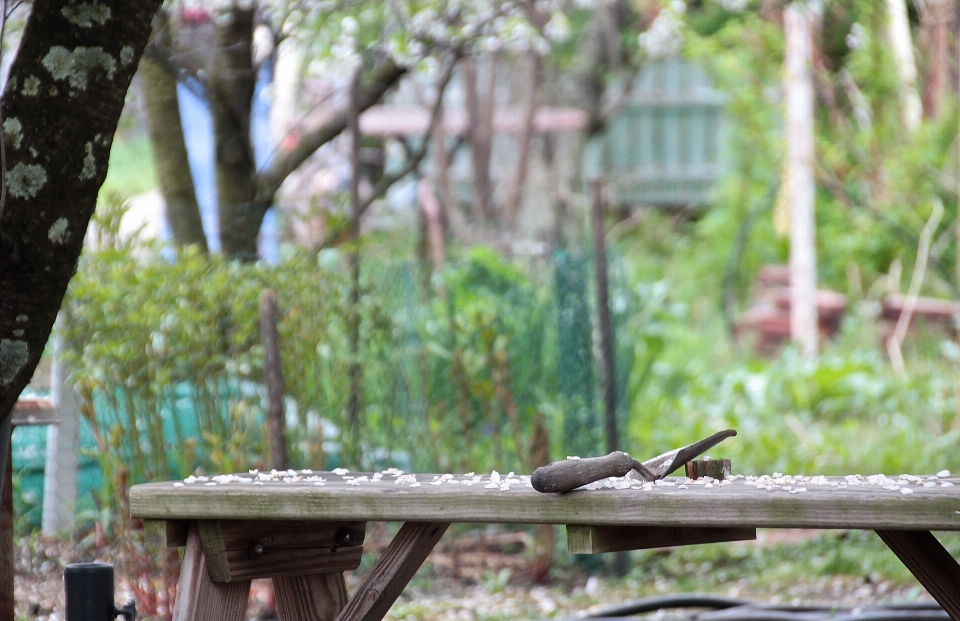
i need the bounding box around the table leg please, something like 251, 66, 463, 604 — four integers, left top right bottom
875, 529, 960, 620
335, 522, 449, 621
173, 523, 251, 621
274, 573, 347, 621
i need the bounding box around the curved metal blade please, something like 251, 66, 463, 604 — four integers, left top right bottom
638, 429, 737, 480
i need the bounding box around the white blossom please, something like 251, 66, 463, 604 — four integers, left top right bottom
638, 4, 685, 60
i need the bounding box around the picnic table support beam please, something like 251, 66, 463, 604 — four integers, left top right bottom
274, 573, 347, 621
567, 525, 756, 555
335, 521, 450, 621
875, 529, 960, 620
173, 523, 251, 621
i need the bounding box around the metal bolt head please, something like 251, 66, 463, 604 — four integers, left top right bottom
335, 528, 354, 545
248, 542, 265, 559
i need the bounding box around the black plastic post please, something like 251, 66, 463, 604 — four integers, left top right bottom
64, 563, 116, 621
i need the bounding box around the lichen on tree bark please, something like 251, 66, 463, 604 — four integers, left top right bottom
0, 0, 162, 422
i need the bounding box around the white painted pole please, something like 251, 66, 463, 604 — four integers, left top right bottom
42, 316, 77, 534
784, 4, 818, 359
885, 0, 922, 133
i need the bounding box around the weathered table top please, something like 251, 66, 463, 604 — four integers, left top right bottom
129, 469, 960, 531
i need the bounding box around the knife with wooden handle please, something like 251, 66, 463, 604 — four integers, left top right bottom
530, 429, 737, 493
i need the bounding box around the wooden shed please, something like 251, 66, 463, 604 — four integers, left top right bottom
588, 59, 728, 208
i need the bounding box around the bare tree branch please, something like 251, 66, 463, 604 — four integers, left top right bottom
318, 53, 459, 249
255, 56, 406, 202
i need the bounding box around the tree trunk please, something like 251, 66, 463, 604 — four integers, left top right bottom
0, 0, 161, 423
502, 52, 542, 228
141, 9, 207, 251
784, 3, 818, 359
210, 5, 258, 260
418, 179, 446, 268
463, 55, 498, 225
255, 57, 405, 200
430, 98, 453, 242
571, 0, 630, 136
886, 0, 922, 133
920, 0, 951, 119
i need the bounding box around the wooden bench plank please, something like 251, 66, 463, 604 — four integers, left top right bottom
12, 397, 57, 426
129, 474, 960, 531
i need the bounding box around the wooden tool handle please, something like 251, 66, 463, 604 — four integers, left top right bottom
531, 452, 635, 493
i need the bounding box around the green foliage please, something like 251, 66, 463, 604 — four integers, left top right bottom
630, 530, 960, 591
607, 210, 959, 478
686, 3, 960, 302
61, 237, 569, 500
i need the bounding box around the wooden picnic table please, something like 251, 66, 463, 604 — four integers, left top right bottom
130, 470, 960, 621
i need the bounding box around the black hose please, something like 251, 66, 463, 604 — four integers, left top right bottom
827, 612, 949, 621
544, 596, 948, 621
585, 594, 757, 617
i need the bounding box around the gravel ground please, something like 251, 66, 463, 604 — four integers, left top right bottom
14, 530, 936, 621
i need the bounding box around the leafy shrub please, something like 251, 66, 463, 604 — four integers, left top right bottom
62, 238, 570, 506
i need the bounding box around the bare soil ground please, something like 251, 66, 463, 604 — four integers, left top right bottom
15, 528, 936, 621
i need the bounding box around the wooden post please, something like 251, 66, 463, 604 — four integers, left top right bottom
590, 179, 618, 454
685, 458, 731, 481
346, 69, 363, 467
920, 0, 951, 119
259, 289, 288, 471
43, 321, 78, 534
955, 17, 960, 422
590, 178, 628, 576
784, 4, 818, 359
173, 524, 250, 621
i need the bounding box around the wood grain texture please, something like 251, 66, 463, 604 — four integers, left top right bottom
685, 459, 731, 481
567, 525, 756, 554
226, 546, 362, 581
274, 573, 347, 621
197, 521, 232, 582
875, 530, 960, 620
218, 520, 365, 550
335, 522, 450, 621
129, 474, 960, 531
531, 453, 634, 493
144, 519, 188, 548
173, 524, 251, 621
198, 520, 365, 582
